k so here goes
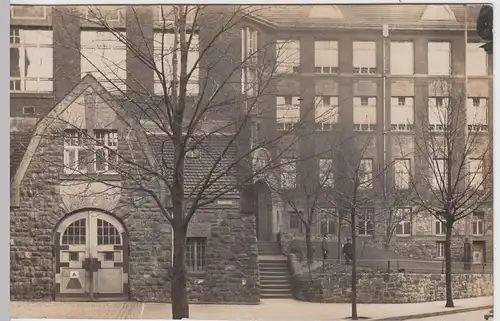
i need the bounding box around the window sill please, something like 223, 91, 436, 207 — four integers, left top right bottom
395, 234, 411, 238
10, 92, 54, 99
60, 173, 121, 181
358, 234, 374, 238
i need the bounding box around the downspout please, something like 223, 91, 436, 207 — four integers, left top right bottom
382, 24, 389, 243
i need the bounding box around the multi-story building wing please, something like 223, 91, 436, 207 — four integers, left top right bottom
10, 4, 492, 303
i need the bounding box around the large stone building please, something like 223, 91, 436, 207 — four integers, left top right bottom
10, 4, 492, 303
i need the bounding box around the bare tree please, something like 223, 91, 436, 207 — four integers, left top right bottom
27, 5, 310, 319
396, 78, 492, 308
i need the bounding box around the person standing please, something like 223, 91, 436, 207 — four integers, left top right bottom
342, 238, 353, 265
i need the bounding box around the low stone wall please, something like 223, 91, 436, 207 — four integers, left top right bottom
290, 256, 493, 303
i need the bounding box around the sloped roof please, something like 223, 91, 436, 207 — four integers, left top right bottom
10, 119, 36, 182
249, 4, 481, 30
148, 134, 239, 197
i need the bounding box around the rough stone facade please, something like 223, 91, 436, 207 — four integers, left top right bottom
292, 259, 493, 304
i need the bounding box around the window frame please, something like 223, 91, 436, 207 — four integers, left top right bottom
359, 158, 374, 189
276, 96, 300, 131
276, 39, 301, 74
358, 207, 375, 236
435, 218, 447, 236
472, 212, 485, 236
428, 41, 451, 76
280, 158, 297, 189
352, 41, 377, 74
319, 158, 335, 188
394, 158, 411, 190
94, 130, 119, 174
10, 27, 53, 93
315, 95, 338, 130
436, 241, 445, 259
395, 208, 412, 236
186, 237, 207, 272
390, 41, 414, 75
63, 129, 88, 174
314, 40, 339, 74
319, 208, 337, 236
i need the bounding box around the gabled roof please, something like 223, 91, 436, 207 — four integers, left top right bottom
248, 4, 481, 30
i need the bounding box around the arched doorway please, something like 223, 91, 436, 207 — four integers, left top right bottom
255, 181, 273, 241
53, 210, 129, 301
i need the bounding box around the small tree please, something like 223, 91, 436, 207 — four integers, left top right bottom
397, 79, 492, 308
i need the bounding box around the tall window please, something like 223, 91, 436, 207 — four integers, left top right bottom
359, 158, 373, 189
469, 158, 484, 190
63, 130, 88, 174
394, 158, 410, 190
353, 41, 376, 74
314, 41, 338, 74
319, 208, 337, 236
472, 212, 485, 236
94, 130, 118, 173
390, 96, 414, 131
467, 42, 488, 76
353, 96, 377, 131
289, 211, 301, 230
153, 32, 199, 96
319, 158, 335, 188
435, 218, 447, 236
276, 96, 300, 131
390, 41, 414, 75
10, 28, 53, 92
428, 42, 451, 75
281, 158, 296, 189
358, 208, 374, 236
315, 96, 338, 131
428, 97, 449, 132
432, 158, 447, 189
81, 31, 127, 92
436, 241, 445, 259
241, 27, 258, 97
467, 97, 488, 132
276, 40, 300, 73
395, 208, 412, 236
186, 237, 206, 271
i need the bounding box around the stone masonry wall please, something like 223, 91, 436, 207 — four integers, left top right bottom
294, 269, 493, 304
10, 113, 260, 304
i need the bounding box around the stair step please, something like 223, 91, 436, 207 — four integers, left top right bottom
261, 289, 293, 295
261, 294, 294, 299
261, 283, 292, 289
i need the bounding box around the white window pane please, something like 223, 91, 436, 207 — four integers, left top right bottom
467, 43, 487, 76
428, 42, 450, 75
390, 42, 414, 75
353, 41, 376, 68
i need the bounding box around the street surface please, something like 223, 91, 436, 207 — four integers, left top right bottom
406, 309, 490, 321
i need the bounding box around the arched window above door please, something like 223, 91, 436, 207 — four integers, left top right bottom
97, 218, 122, 245
61, 218, 86, 245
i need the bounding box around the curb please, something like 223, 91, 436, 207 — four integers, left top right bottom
371, 304, 493, 321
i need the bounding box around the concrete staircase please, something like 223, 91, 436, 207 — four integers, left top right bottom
258, 241, 293, 299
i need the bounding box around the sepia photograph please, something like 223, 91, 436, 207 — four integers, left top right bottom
8, 2, 495, 320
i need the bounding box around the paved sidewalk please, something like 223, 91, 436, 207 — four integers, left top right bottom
10, 296, 492, 320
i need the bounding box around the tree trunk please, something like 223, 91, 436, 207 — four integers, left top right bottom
444, 221, 454, 308
305, 224, 314, 265
171, 223, 189, 319
351, 208, 358, 320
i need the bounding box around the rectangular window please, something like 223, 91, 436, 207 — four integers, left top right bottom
428, 42, 451, 75
436, 241, 445, 259
319, 158, 335, 188
472, 212, 485, 236
11, 6, 47, 19
432, 158, 447, 189
241, 27, 259, 97
469, 158, 484, 190
314, 41, 338, 73
390, 96, 414, 131
353, 41, 376, 74
94, 130, 118, 173
390, 41, 414, 75
467, 97, 488, 132
359, 158, 373, 189
281, 158, 296, 189
10, 27, 53, 93
81, 31, 127, 93
435, 219, 447, 236
315, 95, 338, 130
358, 208, 374, 236
353, 96, 377, 131
395, 208, 412, 236
186, 237, 206, 271
428, 97, 449, 132
319, 208, 337, 236
394, 158, 410, 190
63, 129, 88, 174
86, 6, 123, 22
276, 96, 300, 131
276, 40, 300, 73
467, 42, 488, 76
153, 32, 199, 96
